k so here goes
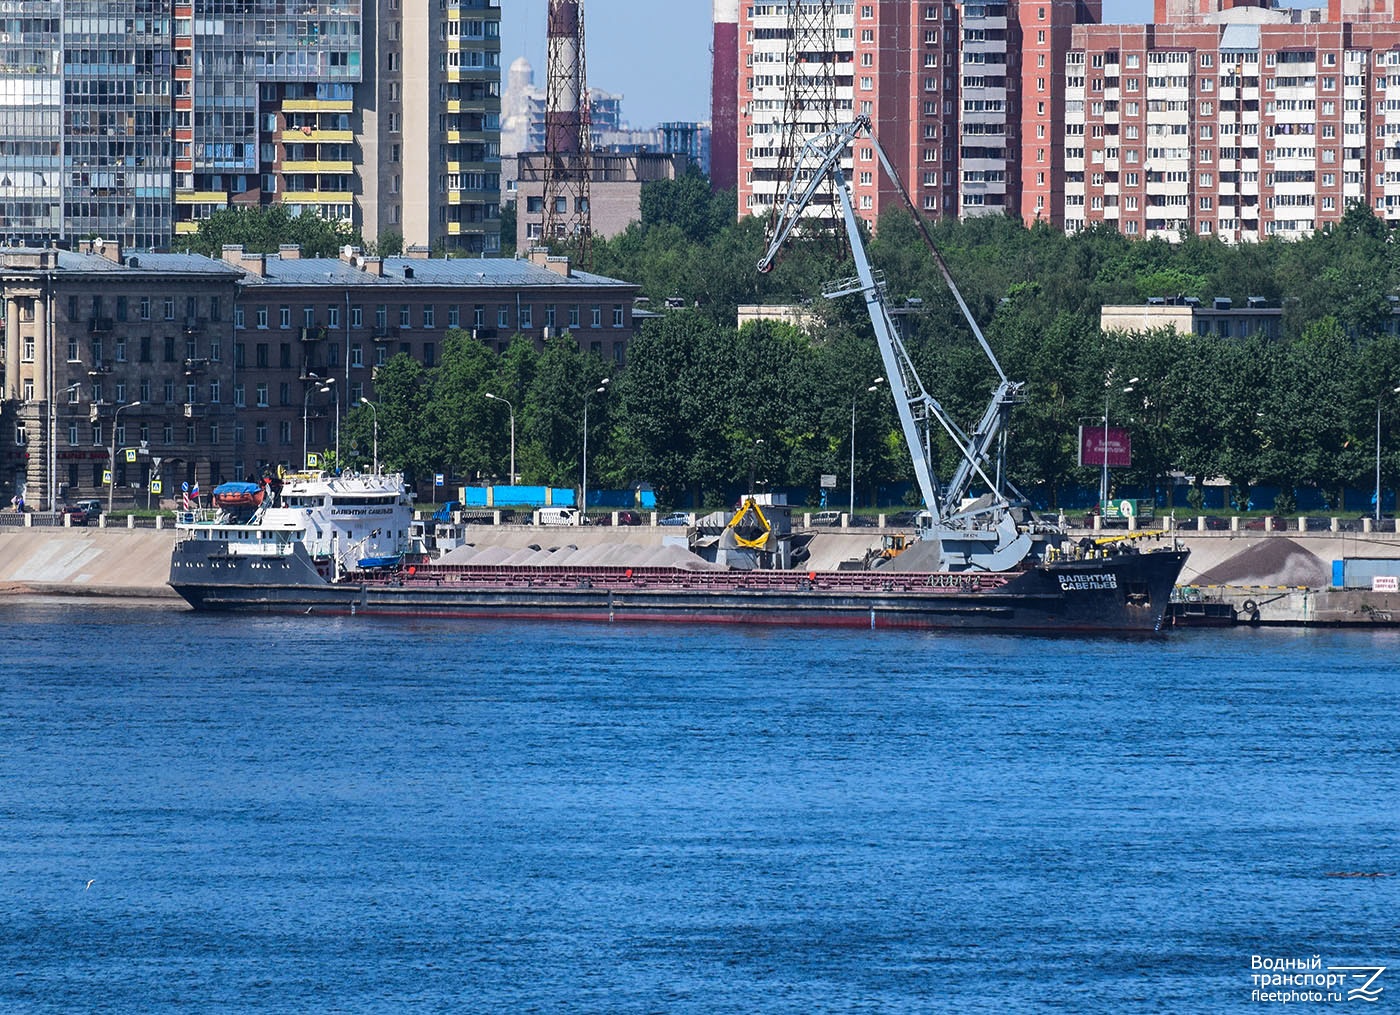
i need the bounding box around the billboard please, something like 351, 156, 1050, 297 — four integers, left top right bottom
1078, 425, 1132, 468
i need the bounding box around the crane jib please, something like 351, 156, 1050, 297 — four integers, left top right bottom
757, 117, 1035, 573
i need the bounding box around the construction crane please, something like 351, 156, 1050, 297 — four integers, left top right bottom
758, 116, 1049, 573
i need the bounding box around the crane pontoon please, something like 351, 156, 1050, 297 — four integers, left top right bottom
758, 115, 1059, 572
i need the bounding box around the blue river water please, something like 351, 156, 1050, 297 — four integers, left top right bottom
1, 598, 1396, 1013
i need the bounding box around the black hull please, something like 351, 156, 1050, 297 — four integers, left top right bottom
170, 543, 1189, 634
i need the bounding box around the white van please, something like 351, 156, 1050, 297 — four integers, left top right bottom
534, 506, 579, 526
810, 510, 843, 527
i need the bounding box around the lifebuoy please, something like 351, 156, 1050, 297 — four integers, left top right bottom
1242, 599, 1257, 614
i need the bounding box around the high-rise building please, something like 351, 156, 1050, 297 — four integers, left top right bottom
723, 0, 1400, 240
735, 1, 960, 227
0, 0, 502, 254
711, 0, 740, 193
1063, 0, 1400, 242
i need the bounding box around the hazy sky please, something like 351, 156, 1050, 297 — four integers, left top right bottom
499, 0, 1161, 130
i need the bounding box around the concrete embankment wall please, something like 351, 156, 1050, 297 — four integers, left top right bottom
0, 527, 179, 597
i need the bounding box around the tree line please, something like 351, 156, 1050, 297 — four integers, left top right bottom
194, 179, 1400, 514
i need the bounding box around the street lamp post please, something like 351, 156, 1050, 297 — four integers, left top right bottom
360, 397, 379, 474
107, 401, 141, 518
1377, 386, 1400, 522
302, 381, 333, 468
749, 438, 765, 496
851, 377, 885, 519
581, 377, 609, 525
1100, 375, 1139, 509
485, 392, 515, 486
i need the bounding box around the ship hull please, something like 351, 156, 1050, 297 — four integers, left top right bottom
170, 543, 1189, 634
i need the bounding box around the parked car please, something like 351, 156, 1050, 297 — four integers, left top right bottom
58, 504, 89, 526
75, 499, 103, 517
616, 510, 644, 526
848, 514, 876, 527
659, 511, 691, 526
810, 510, 843, 527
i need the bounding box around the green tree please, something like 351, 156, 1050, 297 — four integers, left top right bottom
173, 205, 360, 258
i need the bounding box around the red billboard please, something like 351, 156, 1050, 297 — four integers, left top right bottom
1078, 425, 1132, 468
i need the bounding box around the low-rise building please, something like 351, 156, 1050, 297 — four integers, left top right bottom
1, 241, 640, 511
1100, 296, 1282, 340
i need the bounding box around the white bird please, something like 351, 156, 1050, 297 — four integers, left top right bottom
85, 880, 94, 890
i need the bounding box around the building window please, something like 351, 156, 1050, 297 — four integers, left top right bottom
279, 306, 291, 329
351, 344, 363, 367
612, 305, 624, 328
256, 383, 269, 407
519, 305, 532, 329
591, 305, 601, 328
256, 307, 268, 329
423, 306, 435, 328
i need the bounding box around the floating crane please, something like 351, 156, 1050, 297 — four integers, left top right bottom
758, 115, 1054, 572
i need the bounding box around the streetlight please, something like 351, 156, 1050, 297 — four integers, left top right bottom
581, 377, 610, 525
49, 382, 81, 515
303, 380, 333, 468
1100, 374, 1139, 510
485, 392, 516, 486
749, 438, 765, 496
107, 401, 141, 517
851, 377, 885, 518
360, 397, 379, 474
1376, 386, 1400, 523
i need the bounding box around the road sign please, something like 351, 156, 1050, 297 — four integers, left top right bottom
150, 480, 163, 495
820, 474, 837, 488
103, 470, 112, 485
435, 473, 445, 487
124, 448, 137, 463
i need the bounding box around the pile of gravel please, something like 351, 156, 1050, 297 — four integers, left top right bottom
1193, 537, 1328, 587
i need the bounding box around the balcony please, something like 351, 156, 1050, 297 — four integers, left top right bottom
183, 403, 206, 419
299, 326, 326, 342
183, 357, 208, 375
183, 316, 204, 333
87, 361, 111, 376
89, 318, 113, 334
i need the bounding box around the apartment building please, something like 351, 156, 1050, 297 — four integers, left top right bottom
1, 241, 639, 510
1064, 0, 1400, 241
0, 0, 501, 254
734, 1, 1009, 226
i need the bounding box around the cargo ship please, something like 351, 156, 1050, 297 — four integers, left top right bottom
172, 115, 1196, 633
168, 471, 1188, 633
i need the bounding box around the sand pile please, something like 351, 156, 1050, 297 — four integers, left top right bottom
1192, 537, 1327, 587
